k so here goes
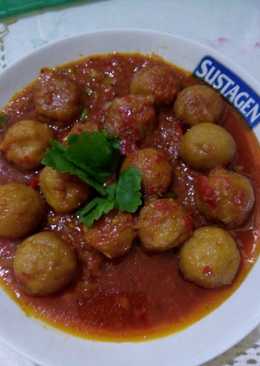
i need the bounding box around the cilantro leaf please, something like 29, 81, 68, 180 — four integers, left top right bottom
42, 132, 142, 228
116, 167, 142, 212
67, 132, 120, 173
44, 144, 105, 194
77, 168, 142, 227
105, 182, 117, 200
78, 197, 115, 228
106, 134, 121, 150
42, 139, 107, 195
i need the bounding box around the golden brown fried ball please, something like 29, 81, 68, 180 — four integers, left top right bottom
174, 85, 224, 126
137, 198, 193, 252
196, 168, 255, 227
0, 183, 45, 238
179, 226, 240, 288
40, 167, 90, 213
180, 123, 236, 170
13, 231, 77, 296
0, 119, 53, 170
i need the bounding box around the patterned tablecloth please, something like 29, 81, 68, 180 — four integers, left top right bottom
0, 1, 260, 365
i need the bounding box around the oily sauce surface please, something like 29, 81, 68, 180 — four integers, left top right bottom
0, 54, 259, 340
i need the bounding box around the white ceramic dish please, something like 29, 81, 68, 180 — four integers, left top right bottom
0, 29, 259, 366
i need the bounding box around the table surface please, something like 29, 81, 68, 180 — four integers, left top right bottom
0, 0, 260, 365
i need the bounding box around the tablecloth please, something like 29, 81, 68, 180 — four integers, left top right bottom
0, 1, 260, 365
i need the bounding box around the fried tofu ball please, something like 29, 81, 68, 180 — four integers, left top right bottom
130, 65, 180, 104
137, 198, 193, 252
39, 167, 90, 213
84, 211, 136, 259
13, 232, 77, 296
180, 123, 236, 170
33, 69, 80, 125
179, 226, 240, 288
174, 85, 224, 126
121, 148, 173, 196
0, 120, 53, 170
196, 168, 255, 227
0, 183, 45, 239
104, 95, 155, 142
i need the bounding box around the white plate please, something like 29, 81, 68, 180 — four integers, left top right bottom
0, 29, 259, 366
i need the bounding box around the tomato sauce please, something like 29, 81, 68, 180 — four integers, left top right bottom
0, 53, 259, 341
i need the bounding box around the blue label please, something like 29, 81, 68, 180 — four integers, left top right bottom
193, 56, 260, 128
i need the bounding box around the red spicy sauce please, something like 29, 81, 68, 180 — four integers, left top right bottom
0, 54, 259, 341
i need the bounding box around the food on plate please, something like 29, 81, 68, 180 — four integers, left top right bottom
84, 211, 136, 258
179, 226, 240, 288
0, 119, 53, 170
142, 111, 183, 163
33, 69, 80, 124
196, 168, 255, 227
174, 85, 224, 125
0, 52, 258, 341
68, 120, 100, 136
130, 64, 180, 104
137, 198, 193, 251
104, 95, 155, 143
121, 148, 173, 196
0, 183, 45, 238
39, 167, 90, 213
13, 231, 77, 295
180, 123, 236, 169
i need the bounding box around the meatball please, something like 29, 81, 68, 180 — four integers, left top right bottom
174, 85, 224, 126
121, 148, 173, 196
137, 198, 193, 252
196, 168, 255, 227
84, 211, 136, 259
142, 111, 183, 163
0, 120, 53, 170
0, 183, 45, 239
130, 65, 180, 104
69, 121, 99, 135
104, 95, 155, 143
180, 123, 236, 170
179, 226, 240, 288
64, 121, 100, 144
40, 167, 90, 213
13, 232, 77, 296
33, 69, 80, 125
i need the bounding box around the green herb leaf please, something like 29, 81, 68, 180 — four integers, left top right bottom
42, 131, 120, 195
67, 132, 120, 173
106, 134, 121, 150
77, 168, 142, 227
106, 182, 117, 200
43, 132, 142, 228
78, 197, 115, 228
116, 167, 142, 212
42, 140, 106, 195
